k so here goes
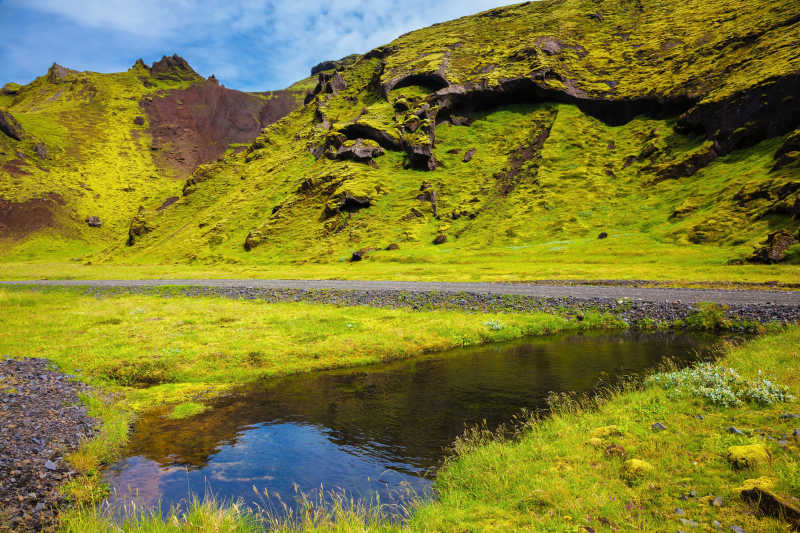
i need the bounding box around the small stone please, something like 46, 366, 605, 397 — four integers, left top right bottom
712, 520, 721, 529
675, 507, 685, 515
777, 439, 788, 447
680, 494, 689, 501
689, 490, 697, 497
43, 460, 56, 471
711, 496, 723, 507
727, 426, 745, 435
695, 414, 704, 420
598, 231, 608, 239
730, 526, 746, 533
651, 421, 667, 432
794, 429, 800, 437
680, 518, 699, 527
779, 413, 800, 419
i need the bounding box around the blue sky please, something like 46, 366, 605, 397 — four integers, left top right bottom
0, 0, 507, 92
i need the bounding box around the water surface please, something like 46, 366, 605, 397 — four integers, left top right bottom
105, 330, 725, 515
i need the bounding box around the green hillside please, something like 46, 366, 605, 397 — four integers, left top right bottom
1, 0, 799, 281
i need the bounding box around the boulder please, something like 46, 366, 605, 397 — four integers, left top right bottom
406, 142, 439, 170
324, 190, 373, 218
739, 478, 800, 528
727, 444, 771, 470
335, 139, 385, 163
433, 234, 447, 245
1, 82, 20, 95
33, 143, 47, 159
621, 459, 653, 481
350, 248, 377, 262
84, 216, 101, 228
747, 229, 799, 264
0, 110, 24, 140
127, 207, 152, 246
243, 230, 263, 251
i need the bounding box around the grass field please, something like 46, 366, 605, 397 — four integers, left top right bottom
50, 322, 800, 532
1, 287, 798, 532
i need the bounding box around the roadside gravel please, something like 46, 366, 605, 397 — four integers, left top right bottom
2, 279, 797, 324
0, 359, 98, 532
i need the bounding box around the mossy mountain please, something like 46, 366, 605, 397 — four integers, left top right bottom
1, 0, 799, 270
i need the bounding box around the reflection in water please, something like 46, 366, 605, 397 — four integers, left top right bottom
105, 330, 724, 516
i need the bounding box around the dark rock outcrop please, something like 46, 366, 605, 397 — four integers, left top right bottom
747, 229, 799, 264
127, 207, 152, 246
677, 73, 800, 155
85, 216, 102, 227
46, 63, 77, 83
311, 54, 359, 76
332, 139, 385, 165
0, 110, 24, 140
773, 129, 800, 170
149, 54, 202, 82
324, 191, 373, 218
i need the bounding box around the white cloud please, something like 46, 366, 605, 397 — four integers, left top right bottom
1, 0, 509, 90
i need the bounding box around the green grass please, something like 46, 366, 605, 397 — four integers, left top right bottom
0, 286, 615, 517
50, 321, 800, 532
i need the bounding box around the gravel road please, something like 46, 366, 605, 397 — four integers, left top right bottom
1, 279, 799, 306
2, 279, 800, 324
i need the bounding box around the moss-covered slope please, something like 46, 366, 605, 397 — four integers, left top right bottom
4, 0, 800, 270
0, 57, 306, 260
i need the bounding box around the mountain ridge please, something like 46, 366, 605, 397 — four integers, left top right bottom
1, 0, 799, 273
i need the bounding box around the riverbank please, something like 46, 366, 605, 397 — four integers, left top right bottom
59, 327, 800, 533
0, 287, 796, 531
0, 286, 622, 531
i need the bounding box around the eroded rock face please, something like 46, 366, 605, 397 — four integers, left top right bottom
143, 80, 301, 176
0, 110, 24, 140
0, 194, 63, 238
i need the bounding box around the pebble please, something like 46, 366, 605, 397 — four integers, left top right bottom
731, 526, 746, 533
680, 518, 699, 527
0, 358, 99, 532
695, 414, 704, 420
711, 496, 723, 507
727, 426, 745, 435
712, 520, 721, 528
779, 413, 800, 419
652, 422, 667, 432
675, 507, 685, 515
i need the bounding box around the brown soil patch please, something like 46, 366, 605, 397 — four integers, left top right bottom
0, 193, 64, 238
143, 81, 301, 176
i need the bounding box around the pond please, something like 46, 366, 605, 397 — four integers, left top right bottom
104, 330, 727, 518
